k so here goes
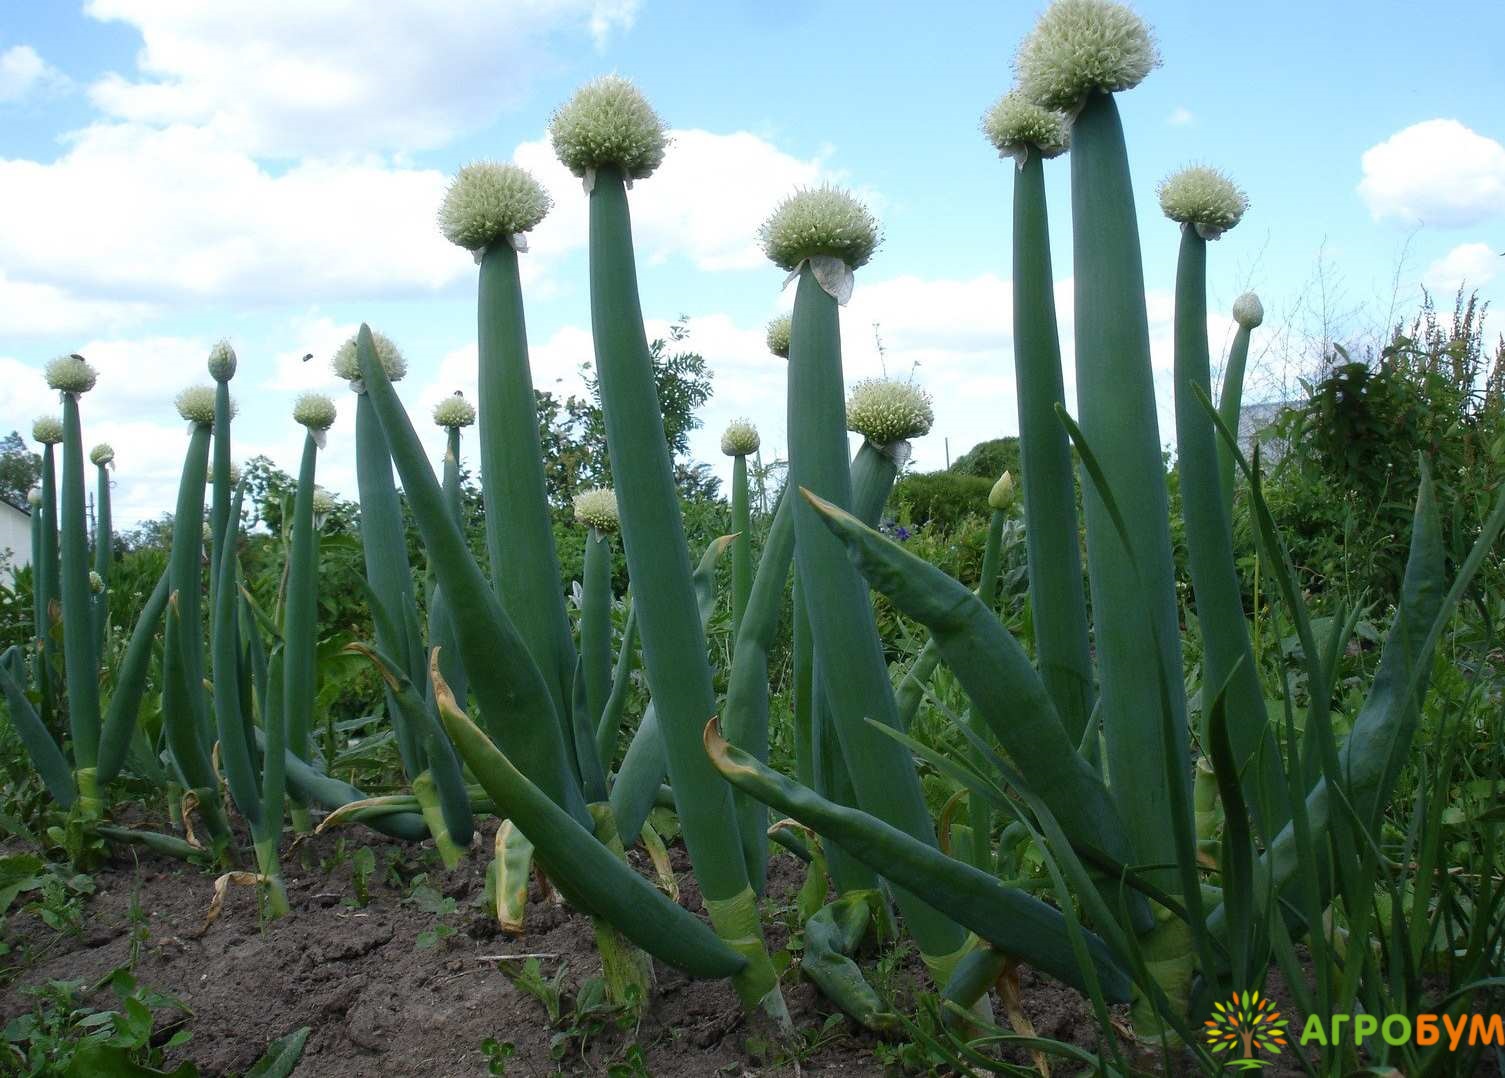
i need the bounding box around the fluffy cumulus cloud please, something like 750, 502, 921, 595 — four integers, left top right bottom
83, 0, 639, 157
0, 44, 64, 103
0, 272, 156, 337
1424, 242, 1499, 292
1359, 119, 1505, 228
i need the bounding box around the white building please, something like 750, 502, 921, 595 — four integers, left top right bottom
1, 494, 30, 581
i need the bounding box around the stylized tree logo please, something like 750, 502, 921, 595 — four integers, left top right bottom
1205, 990, 1288, 1070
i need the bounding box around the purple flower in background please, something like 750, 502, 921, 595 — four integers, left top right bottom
894, 525, 911, 541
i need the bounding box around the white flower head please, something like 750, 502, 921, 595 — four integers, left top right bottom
1015, 0, 1161, 111
311, 487, 338, 522
27, 488, 42, 507
432, 393, 477, 429
293, 392, 337, 432
89, 443, 115, 467
550, 76, 669, 181
846, 378, 935, 445
46, 354, 98, 395
205, 462, 242, 486
332, 330, 407, 384
175, 386, 226, 427
207, 339, 237, 382
766, 314, 792, 359
89, 570, 104, 594
439, 162, 553, 251
1233, 292, 1265, 329
573, 487, 619, 533
720, 418, 760, 457
982, 92, 1071, 159
1157, 165, 1249, 237
759, 186, 882, 272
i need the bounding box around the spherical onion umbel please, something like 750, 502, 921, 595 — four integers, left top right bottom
846, 378, 935, 445
766, 314, 792, 359
1157, 165, 1249, 236
89, 443, 115, 467
32, 416, 63, 445
720, 418, 760, 457
207, 339, 238, 381
293, 392, 338, 432
175, 386, 224, 428
332, 331, 407, 384
438, 162, 553, 251
573, 487, 620, 533
981, 92, 1071, 159
1233, 292, 1265, 329
45, 354, 97, 395
432, 393, 477, 429
760, 186, 882, 272
1014, 0, 1161, 111
549, 76, 669, 181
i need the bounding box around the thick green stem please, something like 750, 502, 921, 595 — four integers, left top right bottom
729, 454, 751, 641
1012, 151, 1095, 744
59, 394, 101, 773
1217, 324, 1255, 523
209, 381, 233, 652
1173, 227, 1285, 836
414, 770, 464, 868
587, 168, 779, 1014
93, 461, 112, 656
284, 432, 320, 830
477, 242, 577, 721
1069, 91, 1191, 894
38, 445, 60, 719
786, 264, 965, 972
580, 529, 613, 730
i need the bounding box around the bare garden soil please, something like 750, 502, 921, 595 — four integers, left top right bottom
0, 812, 1135, 1077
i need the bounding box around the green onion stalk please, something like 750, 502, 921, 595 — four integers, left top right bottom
1015, 0, 1194, 1029
438, 162, 577, 732
1161, 166, 1285, 836
431, 392, 475, 709
720, 419, 760, 641
90, 443, 114, 656
162, 386, 233, 860
983, 91, 1095, 744
572, 487, 619, 740
552, 76, 785, 1021
284, 391, 338, 833
27, 488, 43, 662
47, 356, 105, 817
32, 416, 62, 720
1218, 292, 1264, 522
207, 341, 237, 636
759, 184, 970, 988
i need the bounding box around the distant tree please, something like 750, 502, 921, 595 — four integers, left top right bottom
0, 430, 40, 506
950, 436, 1021, 482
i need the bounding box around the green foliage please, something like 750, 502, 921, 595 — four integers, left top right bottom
0, 431, 40, 508
949, 436, 1021, 481
890, 471, 994, 533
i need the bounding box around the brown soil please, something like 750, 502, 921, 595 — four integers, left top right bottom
2, 816, 1110, 1076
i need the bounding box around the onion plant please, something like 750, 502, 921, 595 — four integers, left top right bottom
32, 416, 62, 720
553, 75, 785, 1020
720, 419, 760, 640
90, 442, 113, 654
1218, 292, 1263, 519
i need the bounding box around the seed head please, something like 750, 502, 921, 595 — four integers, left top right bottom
1015, 0, 1160, 111
720, 418, 760, 457
760, 186, 881, 272
45, 354, 98, 395
550, 76, 669, 181
293, 392, 337, 432
573, 487, 619, 533
766, 314, 792, 358
205, 462, 242, 486
90, 443, 115, 467
846, 378, 934, 445
439, 162, 553, 251
1157, 166, 1248, 235
982, 92, 1071, 159
989, 470, 1017, 510
1233, 292, 1265, 329
311, 487, 337, 520
27, 488, 42, 507
207, 339, 238, 381
433, 393, 476, 429
175, 386, 222, 427
89, 570, 104, 594
333, 330, 407, 383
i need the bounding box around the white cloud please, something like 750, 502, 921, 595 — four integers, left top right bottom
0, 44, 63, 103
1358, 119, 1505, 228
0, 273, 157, 336
1167, 106, 1194, 127
84, 0, 639, 157
0, 122, 463, 305
1423, 241, 1499, 292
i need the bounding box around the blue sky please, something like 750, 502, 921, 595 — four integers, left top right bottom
2, 0, 1501, 528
